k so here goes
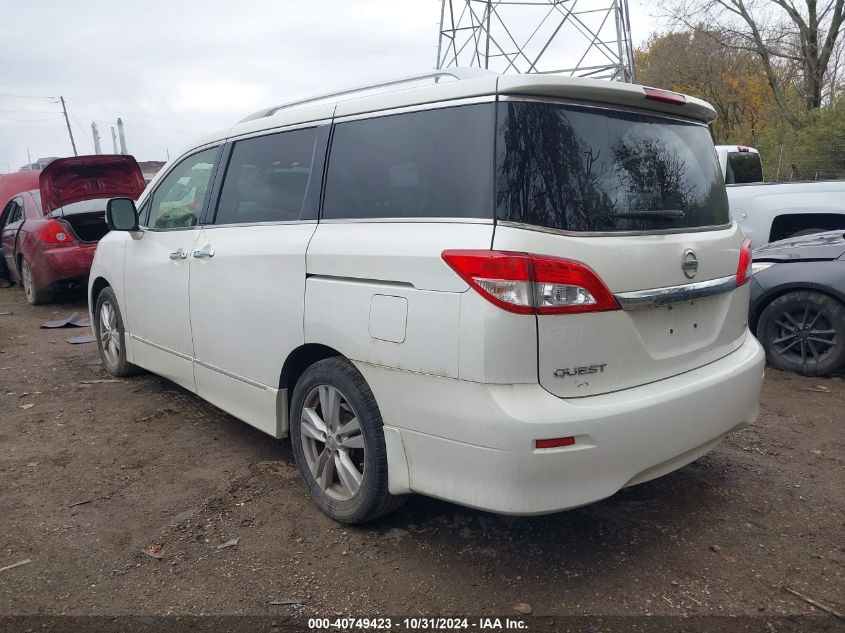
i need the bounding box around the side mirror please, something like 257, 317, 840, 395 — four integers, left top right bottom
106, 198, 139, 231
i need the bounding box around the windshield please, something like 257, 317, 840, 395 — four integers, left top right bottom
495, 101, 730, 232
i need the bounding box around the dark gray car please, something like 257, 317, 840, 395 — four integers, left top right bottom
750, 231, 845, 376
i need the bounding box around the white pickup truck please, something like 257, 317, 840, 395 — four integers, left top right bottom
717, 145, 845, 245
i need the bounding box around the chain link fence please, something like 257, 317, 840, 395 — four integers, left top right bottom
763, 143, 845, 182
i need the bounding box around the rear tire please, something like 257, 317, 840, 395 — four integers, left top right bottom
757, 290, 845, 376
20, 258, 51, 305
94, 287, 141, 377
290, 357, 407, 523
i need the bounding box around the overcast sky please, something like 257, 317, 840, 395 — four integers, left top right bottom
0, 0, 661, 171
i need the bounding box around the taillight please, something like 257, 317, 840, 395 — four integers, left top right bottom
736, 237, 753, 286
643, 86, 687, 105
35, 220, 74, 245
441, 250, 620, 315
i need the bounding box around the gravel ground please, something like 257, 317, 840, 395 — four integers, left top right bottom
0, 287, 843, 624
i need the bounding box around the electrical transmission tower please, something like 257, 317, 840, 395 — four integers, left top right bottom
436, 0, 636, 82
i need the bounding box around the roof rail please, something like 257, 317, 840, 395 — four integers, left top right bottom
238, 68, 498, 123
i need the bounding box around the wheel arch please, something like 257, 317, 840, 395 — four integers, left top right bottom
89, 276, 111, 310
769, 213, 845, 243
279, 343, 345, 394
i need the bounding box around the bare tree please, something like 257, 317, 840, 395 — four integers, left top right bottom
662, 0, 844, 126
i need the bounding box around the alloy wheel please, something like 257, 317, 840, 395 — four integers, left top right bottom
299, 384, 366, 501
772, 305, 838, 366
21, 261, 34, 303
99, 300, 121, 367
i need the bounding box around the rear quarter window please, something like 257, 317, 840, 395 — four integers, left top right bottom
323, 103, 494, 220
496, 101, 730, 232
725, 152, 764, 184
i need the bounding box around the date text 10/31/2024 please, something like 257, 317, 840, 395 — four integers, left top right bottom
308, 617, 528, 630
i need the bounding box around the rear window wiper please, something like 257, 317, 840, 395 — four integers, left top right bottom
614, 209, 685, 220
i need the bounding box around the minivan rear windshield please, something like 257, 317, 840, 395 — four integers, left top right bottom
495, 101, 730, 232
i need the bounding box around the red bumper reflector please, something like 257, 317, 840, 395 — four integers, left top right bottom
535, 436, 576, 449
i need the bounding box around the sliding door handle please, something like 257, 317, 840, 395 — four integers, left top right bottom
193, 245, 214, 259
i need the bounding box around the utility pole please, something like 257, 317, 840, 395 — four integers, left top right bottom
111, 126, 118, 153
59, 96, 78, 156
91, 122, 102, 154
117, 117, 127, 155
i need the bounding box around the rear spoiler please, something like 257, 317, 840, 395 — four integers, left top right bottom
39, 155, 145, 213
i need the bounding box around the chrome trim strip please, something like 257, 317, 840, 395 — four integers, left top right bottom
614, 275, 737, 311
141, 225, 202, 233
307, 274, 415, 289
333, 95, 496, 123
130, 334, 192, 361
200, 219, 318, 229
318, 217, 493, 225
496, 219, 734, 238
194, 359, 269, 390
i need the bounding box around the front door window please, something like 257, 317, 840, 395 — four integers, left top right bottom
147, 148, 218, 229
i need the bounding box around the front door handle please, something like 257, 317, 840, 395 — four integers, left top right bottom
192, 245, 214, 259
169, 248, 187, 260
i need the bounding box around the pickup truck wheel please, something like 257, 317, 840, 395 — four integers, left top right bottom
758, 291, 845, 376
20, 258, 51, 305
290, 357, 407, 523
789, 228, 826, 238
94, 287, 141, 377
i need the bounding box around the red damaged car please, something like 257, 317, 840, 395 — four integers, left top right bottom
0, 155, 144, 304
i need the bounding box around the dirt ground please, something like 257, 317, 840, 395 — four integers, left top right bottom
1, 285, 843, 622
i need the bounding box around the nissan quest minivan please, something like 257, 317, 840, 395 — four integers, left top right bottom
90, 70, 765, 523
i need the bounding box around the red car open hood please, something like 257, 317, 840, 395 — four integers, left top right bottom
39, 155, 145, 213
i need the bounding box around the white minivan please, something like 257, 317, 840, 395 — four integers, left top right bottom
90, 70, 765, 523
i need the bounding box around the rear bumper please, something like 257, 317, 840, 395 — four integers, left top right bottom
30, 243, 97, 290
358, 332, 765, 515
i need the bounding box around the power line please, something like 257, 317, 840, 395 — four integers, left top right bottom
0, 93, 59, 101
0, 114, 64, 122
87, 117, 217, 135
0, 109, 63, 114
72, 106, 228, 126
68, 109, 93, 152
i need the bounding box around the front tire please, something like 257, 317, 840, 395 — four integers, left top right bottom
20, 258, 51, 305
757, 290, 845, 376
290, 357, 406, 523
94, 287, 140, 377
